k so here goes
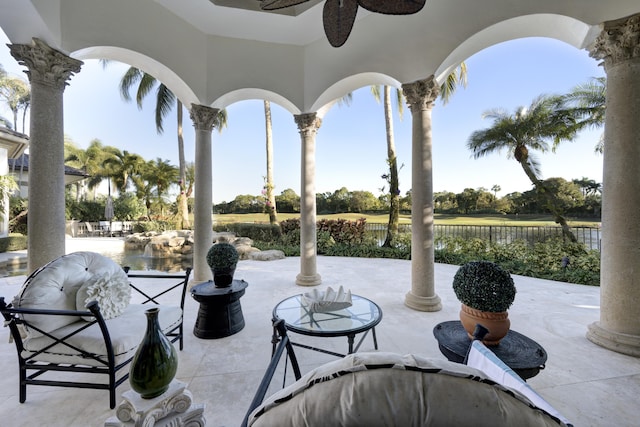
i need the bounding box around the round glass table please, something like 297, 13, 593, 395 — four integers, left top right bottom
272, 293, 383, 357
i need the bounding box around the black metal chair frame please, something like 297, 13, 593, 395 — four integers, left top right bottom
241, 318, 301, 427
0, 267, 191, 409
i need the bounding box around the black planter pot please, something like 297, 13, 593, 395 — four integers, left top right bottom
212, 266, 236, 287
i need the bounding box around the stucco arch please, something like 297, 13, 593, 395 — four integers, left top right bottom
212, 88, 300, 115
310, 72, 402, 117
71, 45, 200, 109
435, 14, 597, 84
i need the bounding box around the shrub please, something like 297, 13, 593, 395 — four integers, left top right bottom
316, 230, 335, 254
215, 223, 281, 242
452, 261, 516, 312
133, 220, 176, 233
0, 233, 27, 251
317, 218, 367, 244
206, 242, 239, 269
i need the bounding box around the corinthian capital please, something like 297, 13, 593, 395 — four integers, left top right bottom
402, 76, 440, 112
190, 104, 219, 131
589, 13, 640, 67
294, 113, 322, 136
9, 38, 82, 89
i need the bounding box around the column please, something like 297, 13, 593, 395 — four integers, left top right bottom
586, 13, 640, 356
294, 113, 322, 286
9, 38, 82, 273
401, 77, 442, 312
190, 104, 218, 283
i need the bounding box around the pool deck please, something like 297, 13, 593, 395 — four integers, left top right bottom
0, 238, 639, 426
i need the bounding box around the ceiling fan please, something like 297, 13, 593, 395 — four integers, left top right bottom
260, 0, 426, 47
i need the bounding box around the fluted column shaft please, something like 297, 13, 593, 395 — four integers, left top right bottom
402, 77, 442, 312
9, 39, 82, 273
190, 105, 218, 283
294, 113, 322, 286
587, 13, 640, 356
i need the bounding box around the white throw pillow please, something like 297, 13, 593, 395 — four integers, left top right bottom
76, 274, 131, 321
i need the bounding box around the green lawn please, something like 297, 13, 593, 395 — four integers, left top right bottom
213, 212, 600, 227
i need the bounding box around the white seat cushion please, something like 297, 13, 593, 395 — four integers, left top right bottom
21, 304, 182, 367
248, 352, 569, 427
13, 252, 130, 338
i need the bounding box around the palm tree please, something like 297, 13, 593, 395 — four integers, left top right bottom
151, 158, 179, 219
103, 149, 146, 194
372, 62, 468, 247
371, 85, 403, 247
562, 77, 606, 153
573, 177, 602, 198
467, 95, 580, 241
118, 66, 191, 228
65, 138, 112, 200
118, 66, 230, 229
134, 158, 179, 219
263, 100, 278, 224
491, 184, 501, 198
0, 73, 30, 132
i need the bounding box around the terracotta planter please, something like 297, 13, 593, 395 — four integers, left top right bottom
459, 304, 510, 346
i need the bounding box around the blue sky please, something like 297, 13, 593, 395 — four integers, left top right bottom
0, 29, 604, 204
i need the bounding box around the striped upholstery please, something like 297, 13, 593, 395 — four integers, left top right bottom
247, 352, 569, 427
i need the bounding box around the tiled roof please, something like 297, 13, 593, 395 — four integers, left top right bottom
9, 154, 89, 177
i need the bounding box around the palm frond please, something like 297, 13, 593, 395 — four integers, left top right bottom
119, 67, 143, 102
394, 88, 404, 120
336, 92, 353, 107
155, 84, 176, 134
370, 85, 381, 103
215, 109, 229, 133
440, 62, 468, 105
136, 73, 157, 109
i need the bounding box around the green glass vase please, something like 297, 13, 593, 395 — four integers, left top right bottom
129, 307, 178, 399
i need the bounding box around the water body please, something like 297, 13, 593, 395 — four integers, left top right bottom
4, 238, 193, 276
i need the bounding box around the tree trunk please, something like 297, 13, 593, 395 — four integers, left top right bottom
382, 86, 399, 248
177, 100, 190, 229
264, 100, 278, 225
518, 158, 577, 243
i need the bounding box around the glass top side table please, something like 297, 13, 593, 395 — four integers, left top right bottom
272, 293, 383, 357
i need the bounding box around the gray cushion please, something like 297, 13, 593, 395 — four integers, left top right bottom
248, 352, 568, 427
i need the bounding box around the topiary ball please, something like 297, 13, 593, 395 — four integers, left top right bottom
452, 261, 516, 312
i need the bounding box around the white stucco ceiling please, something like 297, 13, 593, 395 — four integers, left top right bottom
0, 0, 638, 113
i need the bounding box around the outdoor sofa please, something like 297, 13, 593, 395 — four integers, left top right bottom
242, 320, 572, 427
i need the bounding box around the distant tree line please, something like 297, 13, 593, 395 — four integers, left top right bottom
213, 176, 601, 218
436, 177, 601, 217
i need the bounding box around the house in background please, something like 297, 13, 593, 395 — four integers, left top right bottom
0, 127, 28, 237
0, 126, 88, 237
8, 153, 89, 198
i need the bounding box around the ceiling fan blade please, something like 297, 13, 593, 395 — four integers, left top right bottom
261, 0, 310, 11
358, 0, 426, 15
323, 0, 359, 47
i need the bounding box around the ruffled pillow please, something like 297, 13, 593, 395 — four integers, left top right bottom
76, 274, 131, 321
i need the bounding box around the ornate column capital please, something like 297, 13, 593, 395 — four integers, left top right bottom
589, 13, 640, 68
294, 113, 322, 137
9, 38, 82, 90
190, 104, 219, 131
402, 76, 440, 112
